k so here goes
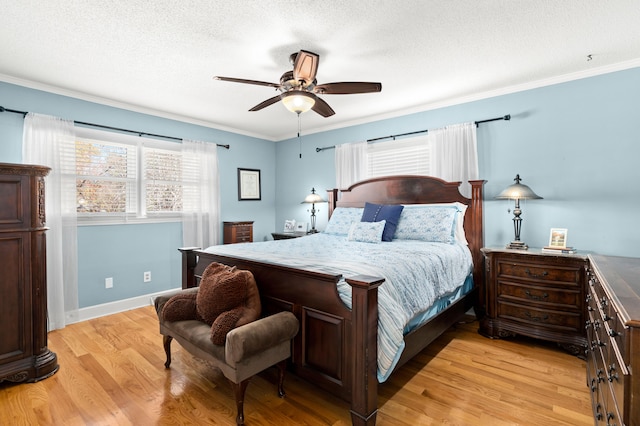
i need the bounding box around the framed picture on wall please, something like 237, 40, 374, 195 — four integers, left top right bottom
237, 168, 261, 201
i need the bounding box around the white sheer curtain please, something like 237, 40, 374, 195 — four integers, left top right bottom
182, 139, 220, 249
428, 122, 478, 198
335, 141, 368, 189
22, 113, 78, 330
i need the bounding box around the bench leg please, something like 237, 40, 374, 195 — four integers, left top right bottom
277, 360, 287, 398
163, 335, 173, 368
229, 378, 250, 425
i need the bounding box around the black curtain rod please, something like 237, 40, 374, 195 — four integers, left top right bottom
315, 114, 510, 152
0, 106, 230, 149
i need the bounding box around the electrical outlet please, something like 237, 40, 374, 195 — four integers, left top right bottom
105, 277, 113, 289
144, 271, 151, 282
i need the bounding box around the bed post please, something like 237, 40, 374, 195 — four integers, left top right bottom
345, 275, 385, 426
178, 247, 200, 289
327, 188, 339, 218
468, 180, 486, 316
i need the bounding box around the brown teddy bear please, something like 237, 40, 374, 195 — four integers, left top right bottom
161, 262, 261, 345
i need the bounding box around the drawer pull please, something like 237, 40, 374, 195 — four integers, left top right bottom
525, 268, 548, 278
606, 412, 615, 425
524, 312, 549, 322
608, 364, 619, 382
595, 403, 603, 420
524, 290, 548, 301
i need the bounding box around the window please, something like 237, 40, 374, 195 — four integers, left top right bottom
74, 127, 187, 224
367, 134, 430, 177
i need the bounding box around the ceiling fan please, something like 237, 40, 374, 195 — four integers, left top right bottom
213, 50, 382, 117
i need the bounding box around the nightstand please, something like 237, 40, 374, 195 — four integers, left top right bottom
479, 247, 589, 356
223, 221, 253, 244
271, 231, 308, 240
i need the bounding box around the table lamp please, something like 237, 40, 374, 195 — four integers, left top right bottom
494, 174, 542, 250
301, 188, 325, 233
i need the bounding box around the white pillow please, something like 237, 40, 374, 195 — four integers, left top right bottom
324, 207, 364, 235
347, 220, 386, 243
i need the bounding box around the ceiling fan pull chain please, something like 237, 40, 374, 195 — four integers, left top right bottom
298, 113, 302, 158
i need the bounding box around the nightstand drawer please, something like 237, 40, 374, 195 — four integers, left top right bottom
497, 301, 582, 331
235, 234, 251, 242
234, 228, 251, 237
497, 261, 581, 286
498, 281, 582, 309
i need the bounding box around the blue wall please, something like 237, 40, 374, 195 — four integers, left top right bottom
275, 67, 640, 258
0, 81, 275, 308
2, 67, 639, 310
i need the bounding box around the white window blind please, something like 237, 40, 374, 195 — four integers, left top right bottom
367, 134, 431, 177
75, 138, 137, 215
143, 146, 183, 214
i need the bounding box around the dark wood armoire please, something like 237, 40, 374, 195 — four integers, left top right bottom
0, 162, 59, 383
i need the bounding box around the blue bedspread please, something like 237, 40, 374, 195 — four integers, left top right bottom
203, 233, 472, 381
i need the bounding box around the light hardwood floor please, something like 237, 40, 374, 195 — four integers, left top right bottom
0, 306, 593, 425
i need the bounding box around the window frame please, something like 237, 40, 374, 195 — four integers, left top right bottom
74, 127, 184, 226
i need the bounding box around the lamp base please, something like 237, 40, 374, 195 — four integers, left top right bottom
506, 241, 529, 250
307, 229, 318, 234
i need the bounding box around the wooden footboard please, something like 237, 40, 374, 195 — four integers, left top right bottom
179, 248, 384, 425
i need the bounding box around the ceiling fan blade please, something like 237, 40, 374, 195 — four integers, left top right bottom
311, 96, 335, 117
214, 76, 280, 89
292, 50, 319, 86
314, 82, 382, 95
249, 95, 282, 112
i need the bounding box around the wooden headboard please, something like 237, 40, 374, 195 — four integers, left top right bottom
327, 175, 486, 290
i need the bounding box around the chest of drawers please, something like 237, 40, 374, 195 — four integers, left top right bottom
0, 163, 58, 383
223, 221, 253, 244
480, 248, 588, 356
586, 254, 640, 426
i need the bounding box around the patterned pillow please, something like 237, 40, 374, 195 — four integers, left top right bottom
402, 203, 468, 244
324, 207, 364, 235
360, 202, 404, 242
393, 206, 458, 243
347, 220, 386, 243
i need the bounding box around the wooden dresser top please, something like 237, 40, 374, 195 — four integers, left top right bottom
589, 254, 640, 327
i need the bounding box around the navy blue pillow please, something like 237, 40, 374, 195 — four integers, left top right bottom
361, 202, 404, 242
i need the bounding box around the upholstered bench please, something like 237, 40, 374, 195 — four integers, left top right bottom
155, 289, 299, 425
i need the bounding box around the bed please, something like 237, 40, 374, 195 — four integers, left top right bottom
179, 175, 485, 425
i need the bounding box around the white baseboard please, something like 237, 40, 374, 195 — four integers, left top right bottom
74, 288, 181, 324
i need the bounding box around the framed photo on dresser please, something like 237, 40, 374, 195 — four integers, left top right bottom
548, 228, 568, 248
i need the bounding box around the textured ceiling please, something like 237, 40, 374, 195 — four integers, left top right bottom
1, 1, 639, 141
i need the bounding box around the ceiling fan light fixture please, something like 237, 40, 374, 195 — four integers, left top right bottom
281, 91, 315, 114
